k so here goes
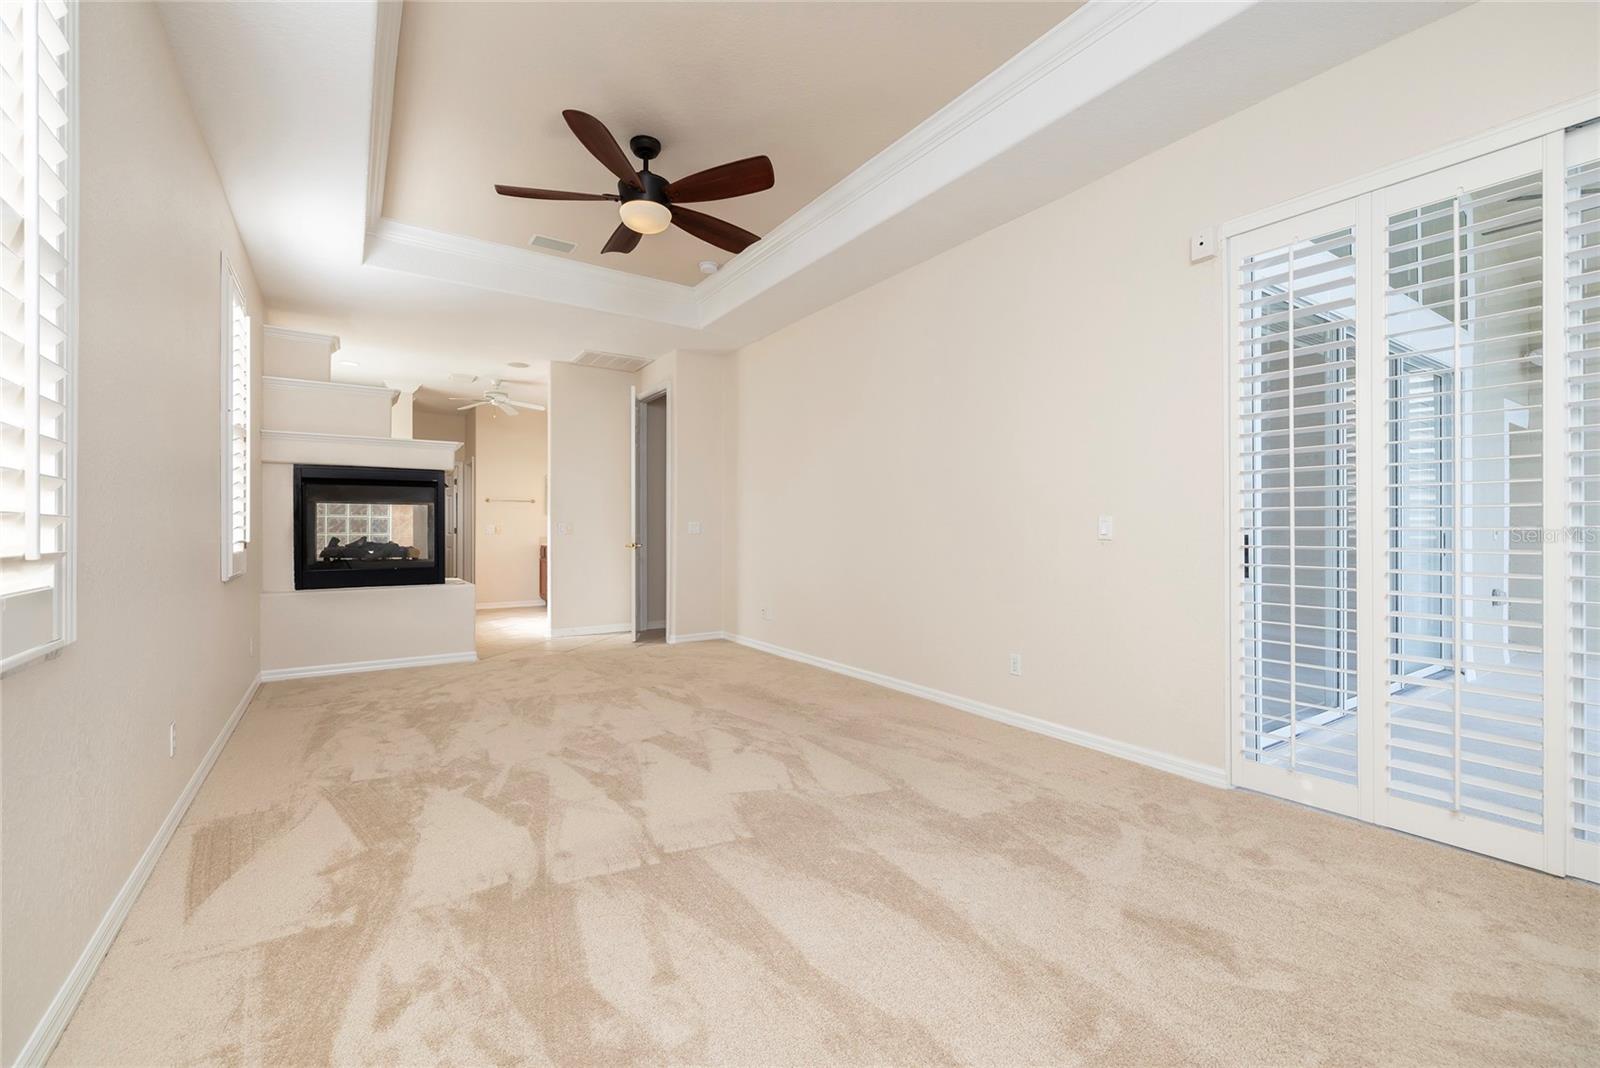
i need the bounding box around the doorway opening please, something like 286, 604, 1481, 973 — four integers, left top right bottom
633, 390, 668, 642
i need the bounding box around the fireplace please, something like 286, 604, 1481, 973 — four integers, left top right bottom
292, 465, 445, 590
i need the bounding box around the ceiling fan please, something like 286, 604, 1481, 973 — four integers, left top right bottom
495, 110, 774, 256
451, 380, 546, 416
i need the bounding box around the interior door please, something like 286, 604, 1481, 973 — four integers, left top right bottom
629, 386, 641, 641
1375, 140, 1558, 869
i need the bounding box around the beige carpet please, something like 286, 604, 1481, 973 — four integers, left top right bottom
52, 631, 1600, 1065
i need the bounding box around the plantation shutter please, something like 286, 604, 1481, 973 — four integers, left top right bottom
221, 267, 249, 580
1, 0, 73, 670
1380, 159, 1548, 853
1235, 215, 1361, 808
1567, 149, 1600, 870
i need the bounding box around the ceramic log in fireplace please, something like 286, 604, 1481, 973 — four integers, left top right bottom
292, 465, 446, 590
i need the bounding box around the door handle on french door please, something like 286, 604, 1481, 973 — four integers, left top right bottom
626, 542, 642, 549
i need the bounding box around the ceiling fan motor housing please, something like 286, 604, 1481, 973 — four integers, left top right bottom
620, 168, 670, 208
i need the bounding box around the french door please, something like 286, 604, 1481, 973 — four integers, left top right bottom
1231, 128, 1599, 878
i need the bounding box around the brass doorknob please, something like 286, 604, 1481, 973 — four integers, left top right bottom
626, 542, 642, 549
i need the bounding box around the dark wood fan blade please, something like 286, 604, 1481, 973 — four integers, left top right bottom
495, 184, 618, 201
670, 206, 760, 254
664, 156, 774, 203
563, 110, 642, 191
601, 223, 642, 255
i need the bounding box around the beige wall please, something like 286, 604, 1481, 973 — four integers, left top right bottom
0, 3, 265, 1060
725, 1, 1600, 771
260, 328, 335, 381
640, 350, 732, 640
472, 405, 547, 606
413, 408, 466, 445
548, 362, 633, 633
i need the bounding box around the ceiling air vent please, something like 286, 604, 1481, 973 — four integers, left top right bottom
529, 234, 577, 254
573, 350, 654, 373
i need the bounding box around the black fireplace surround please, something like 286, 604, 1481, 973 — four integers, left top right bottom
293, 465, 445, 590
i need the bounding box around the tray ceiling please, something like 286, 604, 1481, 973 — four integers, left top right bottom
381, 1, 1076, 285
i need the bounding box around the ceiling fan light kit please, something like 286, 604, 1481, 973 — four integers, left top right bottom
496, 110, 774, 258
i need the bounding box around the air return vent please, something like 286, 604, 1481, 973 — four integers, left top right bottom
573, 350, 654, 373
529, 234, 577, 254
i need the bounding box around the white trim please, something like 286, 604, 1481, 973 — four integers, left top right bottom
219, 253, 250, 583
726, 633, 1228, 789
259, 650, 476, 682
550, 623, 632, 638
258, 429, 461, 469
363, 219, 698, 328
260, 325, 340, 351
666, 631, 725, 645
475, 599, 544, 610
364, 1, 401, 231
261, 376, 399, 400
12, 673, 261, 1068
1220, 93, 1600, 239
359, 0, 1256, 339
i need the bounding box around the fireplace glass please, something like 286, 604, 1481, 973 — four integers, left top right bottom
293, 466, 445, 589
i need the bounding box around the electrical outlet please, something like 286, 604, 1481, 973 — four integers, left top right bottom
1009, 652, 1022, 677
557, 522, 572, 536
687, 520, 702, 535
168, 723, 176, 758
760, 605, 773, 622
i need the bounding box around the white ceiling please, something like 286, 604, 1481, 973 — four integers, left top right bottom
158, 1, 1461, 414
383, 2, 1075, 285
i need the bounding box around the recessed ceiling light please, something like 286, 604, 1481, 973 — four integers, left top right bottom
508, 361, 530, 369
339, 359, 359, 367
698, 260, 720, 275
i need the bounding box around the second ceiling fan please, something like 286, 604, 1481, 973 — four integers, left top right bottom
495, 110, 774, 256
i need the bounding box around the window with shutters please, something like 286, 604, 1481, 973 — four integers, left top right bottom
221, 258, 250, 580
1, 0, 75, 673
1227, 123, 1600, 878
1567, 149, 1600, 869
1236, 225, 1360, 797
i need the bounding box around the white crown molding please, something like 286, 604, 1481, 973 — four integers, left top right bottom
262, 324, 341, 351
262, 375, 399, 400
693, 0, 1175, 324
364, 0, 402, 231
364, 218, 699, 327
357, 0, 1253, 341
259, 428, 461, 469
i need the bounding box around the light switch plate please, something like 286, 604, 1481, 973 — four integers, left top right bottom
1097, 515, 1114, 541
687, 520, 702, 535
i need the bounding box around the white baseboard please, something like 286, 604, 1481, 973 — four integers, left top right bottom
550, 623, 631, 638
667, 631, 727, 645
725, 633, 1227, 789
259, 650, 477, 682
15, 673, 262, 1067
476, 599, 544, 611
